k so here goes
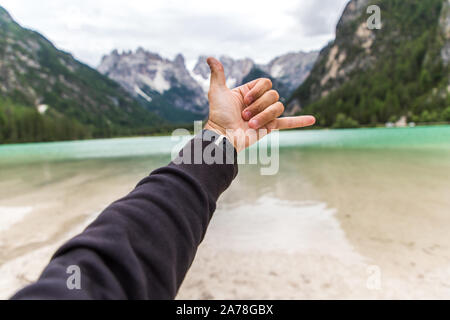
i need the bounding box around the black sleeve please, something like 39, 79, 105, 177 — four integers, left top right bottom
11, 130, 238, 300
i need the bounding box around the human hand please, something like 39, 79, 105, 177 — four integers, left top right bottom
204, 57, 315, 152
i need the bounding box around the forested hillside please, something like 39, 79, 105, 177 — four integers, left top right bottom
0, 6, 164, 143
289, 0, 450, 128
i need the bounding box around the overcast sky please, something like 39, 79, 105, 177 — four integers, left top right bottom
2, 0, 349, 68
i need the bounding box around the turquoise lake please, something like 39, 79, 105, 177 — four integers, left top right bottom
1, 126, 450, 299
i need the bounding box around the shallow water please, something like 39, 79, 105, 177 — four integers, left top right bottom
1, 126, 450, 298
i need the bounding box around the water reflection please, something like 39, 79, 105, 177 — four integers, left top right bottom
217, 147, 450, 284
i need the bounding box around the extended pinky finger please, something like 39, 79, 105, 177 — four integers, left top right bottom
269, 116, 316, 130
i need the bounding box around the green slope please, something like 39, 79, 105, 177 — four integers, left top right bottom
0, 6, 164, 143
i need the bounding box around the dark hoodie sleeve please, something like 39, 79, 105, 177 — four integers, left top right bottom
11, 130, 238, 300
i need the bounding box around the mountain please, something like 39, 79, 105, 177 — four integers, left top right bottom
0, 6, 163, 143
98, 49, 318, 123
192, 52, 318, 101
260, 51, 319, 93
192, 55, 255, 91
98, 49, 208, 123
289, 0, 450, 127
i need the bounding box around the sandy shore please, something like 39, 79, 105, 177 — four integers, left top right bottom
2, 192, 449, 300
178, 248, 450, 300
177, 196, 450, 299
1, 146, 450, 299
0, 158, 146, 299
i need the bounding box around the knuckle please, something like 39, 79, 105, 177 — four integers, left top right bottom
264, 78, 273, 88
251, 99, 263, 112
269, 90, 279, 101
270, 106, 279, 117
267, 120, 277, 130
255, 115, 266, 125
278, 102, 285, 114
270, 102, 284, 118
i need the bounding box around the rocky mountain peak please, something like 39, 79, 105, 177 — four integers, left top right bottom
99, 46, 318, 122
192, 55, 255, 89
336, 0, 372, 30
262, 51, 319, 92
191, 52, 317, 95
174, 53, 185, 67
98, 48, 208, 120
219, 56, 255, 88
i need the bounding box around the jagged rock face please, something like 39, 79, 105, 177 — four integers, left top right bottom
288, 0, 395, 111
219, 56, 255, 88
288, 0, 449, 126
191, 52, 318, 98
0, 31, 44, 98
98, 49, 208, 118
261, 51, 319, 93
99, 50, 318, 122
336, 0, 372, 28
192, 55, 255, 90
295, 0, 376, 107
440, 0, 450, 65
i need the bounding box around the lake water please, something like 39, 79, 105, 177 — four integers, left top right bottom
1, 126, 450, 299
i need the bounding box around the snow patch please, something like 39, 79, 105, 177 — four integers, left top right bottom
138, 63, 171, 94
190, 70, 210, 94
0, 206, 33, 232
134, 86, 152, 102
270, 64, 284, 78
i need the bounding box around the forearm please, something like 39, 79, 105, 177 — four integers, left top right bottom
11, 130, 237, 300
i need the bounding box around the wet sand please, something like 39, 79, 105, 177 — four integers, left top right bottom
177, 149, 450, 299
1, 130, 450, 299
181, 148, 450, 299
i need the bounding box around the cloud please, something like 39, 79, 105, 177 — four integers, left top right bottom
1, 0, 350, 67
293, 0, 349, 36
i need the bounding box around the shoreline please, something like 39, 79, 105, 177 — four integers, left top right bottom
0, 126, 449, 299
1, 123, 449, 147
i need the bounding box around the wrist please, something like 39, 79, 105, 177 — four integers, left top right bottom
204, 120, 226, 136
204, 120, 237, 151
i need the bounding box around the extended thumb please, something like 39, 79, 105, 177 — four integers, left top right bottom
207, 57, 226, 88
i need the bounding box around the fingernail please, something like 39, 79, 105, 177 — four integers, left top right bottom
243, 111, 252, 120
246, 95, 253, 105
249, 119, 259, 128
